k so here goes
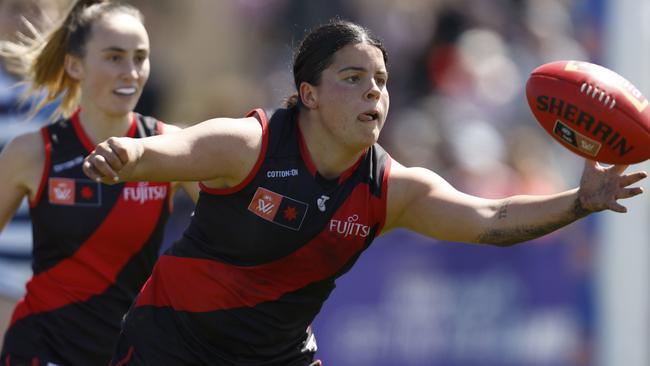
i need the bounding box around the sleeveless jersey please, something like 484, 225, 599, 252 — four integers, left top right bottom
112, 107, 391, 365
1, 111, 172, 366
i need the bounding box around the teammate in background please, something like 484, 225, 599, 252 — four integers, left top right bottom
84, 20, 646, 365
0, 0, 198, 364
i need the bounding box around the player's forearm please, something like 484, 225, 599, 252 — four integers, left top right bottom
134, 134, 198, 182
130, 131, 213, 182
476, 188, 589, 246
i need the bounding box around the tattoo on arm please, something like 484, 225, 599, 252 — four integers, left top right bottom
477, 223, 566, 246
477, 197, 589, 246
572, 195, 591, 218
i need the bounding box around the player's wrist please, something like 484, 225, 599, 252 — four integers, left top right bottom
575, 188, 596, 216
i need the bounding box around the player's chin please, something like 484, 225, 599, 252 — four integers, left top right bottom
110, 95, 140, 113
356, 130, 381, 148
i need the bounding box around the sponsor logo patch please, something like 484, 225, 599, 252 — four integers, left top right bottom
48, 178, 102, 206
247, 187, 308, 231
328, 214, 371, 238
266, 169, 299, 178
52, 156, 84, 173
123, 182, 168, 204
553, 120, 601, 157
317, 195, 330, 212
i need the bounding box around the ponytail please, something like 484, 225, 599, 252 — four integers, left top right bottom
0, 0, 142, 120
283, 94, 301, 109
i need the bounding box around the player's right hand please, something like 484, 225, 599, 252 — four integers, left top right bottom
83, 137, 142, 184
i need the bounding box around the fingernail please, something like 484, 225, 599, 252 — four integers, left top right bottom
95, 177, 101, 183
113, 176, 119, 182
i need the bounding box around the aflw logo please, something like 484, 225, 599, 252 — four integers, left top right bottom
123, 182, 167, 204
329, 214, 370, 238
53, 184, 72, 201
48, 178, 101, 206
247, 187, 308, 231
257, 195, 275, 214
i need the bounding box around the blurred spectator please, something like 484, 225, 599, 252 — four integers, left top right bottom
0, 0, 66, 141
0, 0, 61, 41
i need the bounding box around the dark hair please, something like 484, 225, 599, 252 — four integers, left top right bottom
286, 19, 388, 108
1, 0, 144, 118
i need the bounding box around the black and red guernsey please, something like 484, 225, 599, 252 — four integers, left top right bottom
112, 107, 392, 366
1, 111, 172, 366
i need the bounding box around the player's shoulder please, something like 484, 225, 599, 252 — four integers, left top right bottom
3, 129, 44, 158
198, 114, 263, 141
388, 161, 451, 196
388, 160, 432, 180
0, 129, 45, 174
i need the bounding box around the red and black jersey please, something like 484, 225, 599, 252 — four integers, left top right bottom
1, 111, 172, 366
112, 107, 391, 365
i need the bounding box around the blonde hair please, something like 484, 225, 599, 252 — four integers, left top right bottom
0, 0, 143, 120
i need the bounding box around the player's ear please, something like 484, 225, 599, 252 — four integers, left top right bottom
299, 82, 318, 109
64, 54, 84, 81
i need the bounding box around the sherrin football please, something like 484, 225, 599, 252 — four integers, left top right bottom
526, 60, 650, 164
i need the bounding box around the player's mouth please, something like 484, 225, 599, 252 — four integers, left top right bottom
357, 110, 380, 122
113, 87, 137, 96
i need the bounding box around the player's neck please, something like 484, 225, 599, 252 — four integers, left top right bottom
298, 112, 364, 180
77, 107, 134, 146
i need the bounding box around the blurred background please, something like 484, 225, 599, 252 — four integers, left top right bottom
0, 0, 648, 365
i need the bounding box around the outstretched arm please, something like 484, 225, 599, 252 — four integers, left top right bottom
385, 160, 646, 246
83, 116, 263, 188
159, 123, 201, 203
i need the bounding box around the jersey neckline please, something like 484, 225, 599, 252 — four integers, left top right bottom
295, 114, 366, 186
71, 109, 138, 154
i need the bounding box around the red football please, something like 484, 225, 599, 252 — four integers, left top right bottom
526, 60, 650, 164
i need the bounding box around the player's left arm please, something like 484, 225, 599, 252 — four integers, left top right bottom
384, 159, 646, 246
